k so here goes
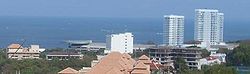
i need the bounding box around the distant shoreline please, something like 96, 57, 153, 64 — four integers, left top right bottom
0, 17, 249, 48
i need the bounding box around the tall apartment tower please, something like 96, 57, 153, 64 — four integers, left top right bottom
194, 9, 224, 46
163, 15, 184, 46
106, 32, 133, 53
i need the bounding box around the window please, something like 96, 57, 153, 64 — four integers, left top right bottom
156, 58, 159, 60
23, 56, 29, 57
187, 58, 196, 61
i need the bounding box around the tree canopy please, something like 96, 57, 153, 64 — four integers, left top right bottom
0, 48, 96, 74
227, 41, 250, 66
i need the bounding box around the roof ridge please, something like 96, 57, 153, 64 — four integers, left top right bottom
134, 61, 147, 69
139, 55, 150, 60
58, 67, 78, 73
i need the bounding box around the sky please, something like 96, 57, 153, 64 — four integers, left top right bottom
0, 0, 249, 20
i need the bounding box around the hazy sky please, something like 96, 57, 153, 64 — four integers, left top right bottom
0, 0, 249, 20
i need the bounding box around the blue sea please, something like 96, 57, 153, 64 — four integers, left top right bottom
0, 16, 249, 48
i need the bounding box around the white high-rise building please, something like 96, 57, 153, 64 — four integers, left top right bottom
163, 15, 184, 46
194, 9, 224, 46
106, 32, 133, 53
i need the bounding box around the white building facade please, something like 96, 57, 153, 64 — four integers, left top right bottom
194, 9, 224, 46
163, 15, 184, 46
106, 32, 133, 53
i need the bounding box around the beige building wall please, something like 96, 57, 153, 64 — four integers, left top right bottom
7, 44, 41, 60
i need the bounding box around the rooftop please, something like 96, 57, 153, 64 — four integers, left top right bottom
86, 52, 134, 74
139, 55, 150, 60
195, 9, 219, 12
65, 40, 92, 45
86, 52, 151, 74
164, 15, 184, 18
150, 60, 163, 70
7, 43, 23, 49
206, 56, 218, 61
184, 40, 202, 44
134, 62, 147, 69
47, 51, 81, 55
150, 46, 202, 50
131, 61, 150, 74
58, 67, 78, 74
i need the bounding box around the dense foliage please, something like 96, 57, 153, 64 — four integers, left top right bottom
0, 49, 97, 74
174, 57, 189, 74
201, 49, 210, 58
227, 41, 250, 66
201, 65, 237, 74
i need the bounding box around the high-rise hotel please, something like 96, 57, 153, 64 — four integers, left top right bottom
194, 9, 224, 46
163, 15, 184, 46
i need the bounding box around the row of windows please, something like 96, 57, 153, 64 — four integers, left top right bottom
12, 56, 39, 58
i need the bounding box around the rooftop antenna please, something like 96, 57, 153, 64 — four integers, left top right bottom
67, 44, 70, 60
10, 39, 26, 58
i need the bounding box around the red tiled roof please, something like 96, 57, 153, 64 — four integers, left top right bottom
138, 55, 151, 65
150, 63, 158, 70
139, 55, 150, 60
86, 52, 151, 74
150, 60, 163, 70
86, 52, 134, 74
7, 44, 22, 49
58, 67, 78, 74
131, 61, 150, 74
131, 70, 150, 74
206, 56, 218, 61
134, 62, 147, 69
105, 68, 124, 74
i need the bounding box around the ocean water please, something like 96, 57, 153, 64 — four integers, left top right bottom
0, 16, 249, 48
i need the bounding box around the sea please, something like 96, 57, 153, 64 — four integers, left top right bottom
0, 16, 249, 48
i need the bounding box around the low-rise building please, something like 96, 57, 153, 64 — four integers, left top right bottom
7, 43, 44, 60
197, 53, 226, 69
46, 52, 83, 60
210, 53, 226, 63
65, 40, 105, 51
147, 46, 202, 69
65, 40, 155, 52
209, 43, 239, 53
198, 56, 222, 69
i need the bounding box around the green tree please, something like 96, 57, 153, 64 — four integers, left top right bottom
202, 64, 237, 74
227, 41, 250, 66
218, 48, 230, 54
201, 49, 210, 58
0, 48, 97, 74
174, 57, 189, 74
